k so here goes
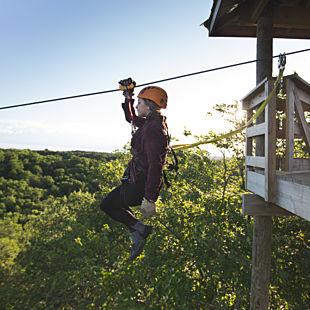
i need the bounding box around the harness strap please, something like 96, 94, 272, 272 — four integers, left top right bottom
166, 147, 179, 172
127, 98, 136, 135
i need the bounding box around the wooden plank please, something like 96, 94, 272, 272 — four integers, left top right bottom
293, 159, 310, 171
242, 77, 267, 109
277, 169, 310, 176
246, 170, 310, 221
246, 110, 254, 156
245, 109, 254, 190
247, 122, 265, 137
294, 92, 310, 153
294, 122, 304, 137
242, 194, 294, 216
265, 79, 277, 203
286, 75, 310, 100
276, 98, 285, 112
209, 24, 310, 40
209, 0, 222, 35
281, 118, 303, 137
274, 7, 310, 30
277, 178, 310, 221
247, 170, 265, 197
277, 124, 304, 139
273, 28, 310, 40
250, 0, 270, 23
284, 79, 295, 171
302, 102, 310, 112
295, 87, 310, 108
248, 91, 267, 110
250, 215, 272, 310
246, 156, 265, 168
277, 170, 310, 186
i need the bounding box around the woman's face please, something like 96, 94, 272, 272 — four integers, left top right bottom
136, 98, 150, 117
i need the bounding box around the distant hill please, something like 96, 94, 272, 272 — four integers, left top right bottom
0, 148, 127, 219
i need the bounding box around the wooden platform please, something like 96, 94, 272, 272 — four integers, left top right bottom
242, 74, 310, 222
244, 170, 310, 221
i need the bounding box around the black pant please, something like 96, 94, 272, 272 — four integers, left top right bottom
100, 173, 146, 232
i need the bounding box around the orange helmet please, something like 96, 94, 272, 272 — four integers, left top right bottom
137, 86, 168, 109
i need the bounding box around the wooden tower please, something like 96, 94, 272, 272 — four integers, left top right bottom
204, 1, 310, 309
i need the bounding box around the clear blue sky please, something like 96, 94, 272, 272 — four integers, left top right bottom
1, 0, 310, 153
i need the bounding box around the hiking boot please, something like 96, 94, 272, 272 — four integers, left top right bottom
131, 221, 153, 239
129, 238, 146, 261
140, 224, 153, 239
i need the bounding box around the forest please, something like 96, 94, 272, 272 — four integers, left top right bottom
0, 105, 309, 309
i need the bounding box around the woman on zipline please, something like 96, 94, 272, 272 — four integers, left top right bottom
100, 85, 169, 260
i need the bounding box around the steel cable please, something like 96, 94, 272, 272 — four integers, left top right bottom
1, 48, 309, 111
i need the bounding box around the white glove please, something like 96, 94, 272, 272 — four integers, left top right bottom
141, 197, 157, 218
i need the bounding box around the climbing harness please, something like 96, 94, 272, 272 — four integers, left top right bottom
130, 123, 179, 189
171, 54, 287, 151
162, 147, 179, 189
119, 77, 137, 135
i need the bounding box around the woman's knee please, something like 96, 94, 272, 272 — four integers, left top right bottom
99, 186, 122, 212
99, 197, 109, 212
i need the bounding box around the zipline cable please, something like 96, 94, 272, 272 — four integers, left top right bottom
1, 48, 309, 111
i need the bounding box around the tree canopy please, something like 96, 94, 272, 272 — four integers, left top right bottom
0, 110, 309, 308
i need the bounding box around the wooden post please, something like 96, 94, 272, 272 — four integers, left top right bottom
265, 79, 277, 203
250, 216, 272, 310
250, 4, 273, 310
285, 79, 295, 171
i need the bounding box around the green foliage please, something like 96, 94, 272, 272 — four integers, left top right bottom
0, 149, 124, 218
0, 134, 309, 309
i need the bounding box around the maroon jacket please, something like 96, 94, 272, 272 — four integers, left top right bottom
122, 99, 169, 201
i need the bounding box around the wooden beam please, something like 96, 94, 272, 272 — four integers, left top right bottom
265, 79, 277, 203
250, 215, 272, 310
288, 75, 310, 96
294, 87, 310, 108
277, 169, 310, 184
274, 7, 310, 30
284, 79, 295, 171
250, 6, 274, 309
277, 124, 304, 139
242, 194, 294, 216
210, 1, 252, 35
209, 0, 222, 35
242, 78, 267, 110
276, 98, 286, 111
294, 92, 310, 153
248, 92, 267, 110
246, 156, 265, 168
250, 0, 270, 23
298, 0, 308, 7
293, 159, 310, 171
207, 23, 310, 39
246, 110, 254, 157
247, 122, 265, 137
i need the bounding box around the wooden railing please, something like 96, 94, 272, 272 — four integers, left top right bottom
242, 74, 310, 206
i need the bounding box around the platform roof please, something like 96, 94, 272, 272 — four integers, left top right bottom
203, 0, 310, 39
